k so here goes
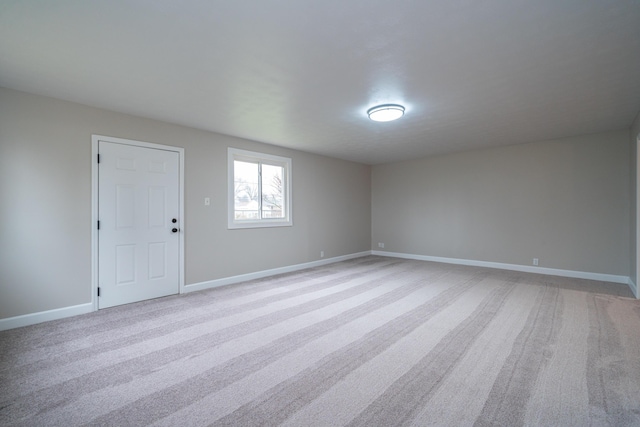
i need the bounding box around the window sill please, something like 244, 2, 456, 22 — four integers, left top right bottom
228, 220, 293, 230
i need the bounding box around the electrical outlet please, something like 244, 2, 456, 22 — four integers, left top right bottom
533, 258, 539, 266
378, 243, 385, 248
204, 197, 210, 206
320, 251, 324, 258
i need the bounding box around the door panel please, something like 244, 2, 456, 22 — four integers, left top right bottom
98, 141, 180, 308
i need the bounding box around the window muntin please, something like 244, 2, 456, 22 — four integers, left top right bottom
228, 148, 292, 229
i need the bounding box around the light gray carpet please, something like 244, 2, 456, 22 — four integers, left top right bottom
1, 256, 639, 426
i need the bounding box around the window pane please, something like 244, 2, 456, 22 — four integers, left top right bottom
234, 160, 259, 220
228, 147, 292, 229
261, 163, 284, 219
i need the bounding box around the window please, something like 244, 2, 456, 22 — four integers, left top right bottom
228, 148, 292, 229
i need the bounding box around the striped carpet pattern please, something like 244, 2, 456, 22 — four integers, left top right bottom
1, 256, 639, 426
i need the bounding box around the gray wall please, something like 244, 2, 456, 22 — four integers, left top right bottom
372, 131, 630, 276
631, 111, 640, 288
0, 87, 371, 319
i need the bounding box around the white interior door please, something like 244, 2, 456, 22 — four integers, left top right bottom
98, 141, 180, 308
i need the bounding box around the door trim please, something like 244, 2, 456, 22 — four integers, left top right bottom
91, 135, 185, 311
636, 134, 640, 298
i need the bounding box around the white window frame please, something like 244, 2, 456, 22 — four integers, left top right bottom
228, 147, 292, 229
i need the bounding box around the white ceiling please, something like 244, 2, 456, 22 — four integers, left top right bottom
1, 1, 639, 165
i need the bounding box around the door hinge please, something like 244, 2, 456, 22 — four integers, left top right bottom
97, 220, 100, 230
97, 287, 101, 297
97, 154, 101, 163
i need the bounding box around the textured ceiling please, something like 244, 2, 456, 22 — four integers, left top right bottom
1, 1, 639, 164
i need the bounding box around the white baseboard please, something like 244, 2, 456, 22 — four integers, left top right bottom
3, 250, 634, 332
184, 251, 372, 294
628, 278, 638, 299
372, 250, 631, 286
0, 303, 94, 332
0, 252, 371, 331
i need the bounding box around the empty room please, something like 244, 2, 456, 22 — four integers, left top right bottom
1, 1, 640, 426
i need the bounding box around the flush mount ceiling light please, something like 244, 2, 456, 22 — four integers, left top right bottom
367, 104, 405, 122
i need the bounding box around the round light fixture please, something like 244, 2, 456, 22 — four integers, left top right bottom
367, 104, 405, 122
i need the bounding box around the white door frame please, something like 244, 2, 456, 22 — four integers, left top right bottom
91, 135, 185, 311
636, 134, 640, 298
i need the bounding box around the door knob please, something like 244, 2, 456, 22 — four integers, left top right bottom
172, 228, 179, 233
